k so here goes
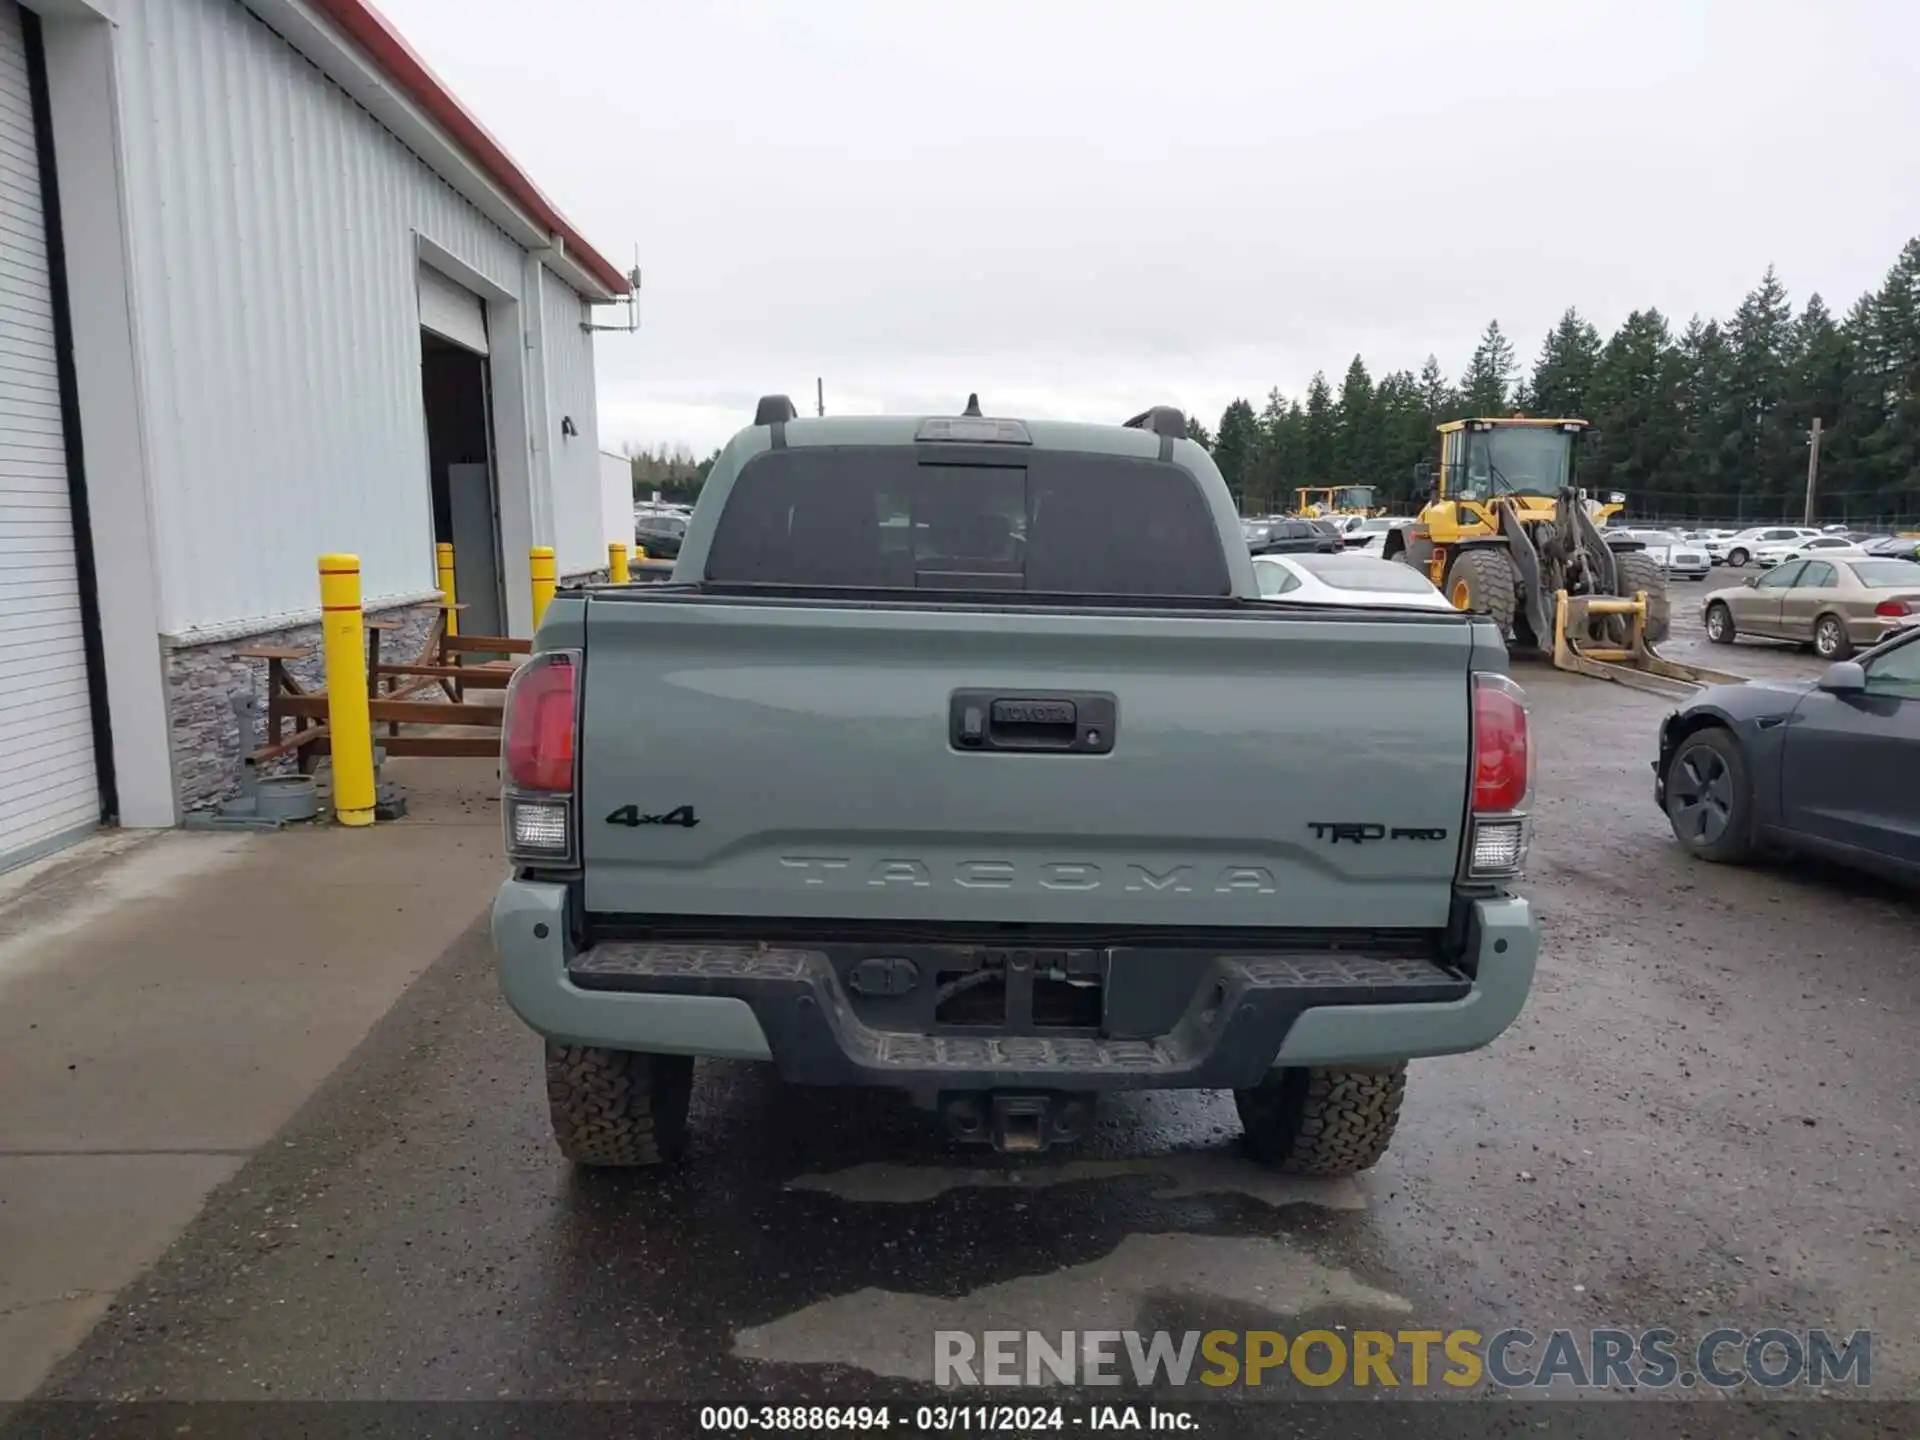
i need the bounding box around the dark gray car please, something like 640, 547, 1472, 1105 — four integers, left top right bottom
634, 512, 687, 559
1654, 626, 1920, 880
1247, 517, 1341, 555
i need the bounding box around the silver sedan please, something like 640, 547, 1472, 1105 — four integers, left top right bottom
1703, 556, 1920, 659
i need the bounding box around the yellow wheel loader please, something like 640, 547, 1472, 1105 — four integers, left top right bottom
1382, 417, 1744, 695
1293, 484, 1383, 518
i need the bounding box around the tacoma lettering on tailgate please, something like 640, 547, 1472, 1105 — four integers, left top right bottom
777, 858, 1281, 895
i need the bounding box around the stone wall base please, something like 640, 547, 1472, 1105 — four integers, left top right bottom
165, 601, 445, 814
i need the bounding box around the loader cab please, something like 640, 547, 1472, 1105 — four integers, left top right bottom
1443, 419, 1583, 505
1294, 484, 1379, 517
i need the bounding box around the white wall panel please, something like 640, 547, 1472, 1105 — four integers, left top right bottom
110, 0, 529, 634
541, 265, 604, 577
598, 449, 631, 553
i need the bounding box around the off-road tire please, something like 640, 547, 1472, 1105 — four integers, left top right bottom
1613, 550, 1672, 645
1705, 600, 1736, 645
1442, 549, 1518, 640
1234, 1065, 1407, 1177
1662, 725, 1754, 864
545, 1043, 694, 1168
1814, 613, 1855, 660
1726, 546, 1750, 568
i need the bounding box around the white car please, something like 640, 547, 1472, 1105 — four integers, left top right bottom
1252, 551, 1455, 609
1341, 516, 1416, 554
1321, 514, 1373, 541
1612, 528, 1711, 580
1752, 534, 1867, 568
1709, 526, 1824, 567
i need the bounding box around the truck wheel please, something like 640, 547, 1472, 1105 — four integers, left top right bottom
1613, 551, 1671, 645
1726, 546, 1750, 568
1234, 1065, 1406, 1177
545, 1042, 694, 1168
1442, 550, 1517, 640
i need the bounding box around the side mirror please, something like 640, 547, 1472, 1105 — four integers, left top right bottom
1743, 576, 1758, 587
1818, 661, 1867, 694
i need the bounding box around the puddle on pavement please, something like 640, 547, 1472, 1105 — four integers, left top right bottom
732, 1231, 1411, 1381
786, 1152, 1367, 1211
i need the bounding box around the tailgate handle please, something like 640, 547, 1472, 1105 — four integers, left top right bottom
950, 690, 1116, 754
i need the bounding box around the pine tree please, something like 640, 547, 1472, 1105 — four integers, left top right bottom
1529, 308, 1604, 419
1213, 399, 1261, 507
1183, 414, 1214, 449
1676, 317, 1736, 514
1785, 295, 1854, 513
1334, 356, 1376, 484
1377, 369, 1435, 504
1854, 239, 1920, 502
1302, 373, 1336, 485
1722, 266, 1796, 508
1585, 309, 1682, 508
1418, 356, 1455, 425
1251, 388, 1294, 508
1460, 321, 1517, 414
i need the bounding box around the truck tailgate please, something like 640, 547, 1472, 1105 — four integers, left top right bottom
578, 596, 1475, 929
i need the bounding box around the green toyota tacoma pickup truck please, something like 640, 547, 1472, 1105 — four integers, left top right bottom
491, 399, 1539, 1176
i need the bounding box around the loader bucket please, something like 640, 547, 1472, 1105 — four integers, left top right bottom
1549, 590, 1748, 697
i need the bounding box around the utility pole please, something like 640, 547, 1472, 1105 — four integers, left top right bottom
816, 377, 824, 417
1803, 417, 1824, 526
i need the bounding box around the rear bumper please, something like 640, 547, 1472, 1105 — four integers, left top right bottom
1850, 615, 1915, 645
492, 883, 1539, 1086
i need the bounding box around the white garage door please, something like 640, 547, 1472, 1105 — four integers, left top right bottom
0, 1, 99, 870
418, 262, 488, 354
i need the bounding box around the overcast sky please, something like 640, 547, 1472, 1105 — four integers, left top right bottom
381, 0, 1918, 456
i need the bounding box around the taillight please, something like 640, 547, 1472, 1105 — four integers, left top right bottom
504, 654, 577, 792
502, 652, 579, 864
1467, 672, 1529, 880
1472, 672, 1529, 812
1874, 599, 1911, 618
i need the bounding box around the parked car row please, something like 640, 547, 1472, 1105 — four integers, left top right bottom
1607, 528, 1712, 580
1240, 514, 1417, 557
1670, 525, 1920, 568
1242, 515, 1342, 554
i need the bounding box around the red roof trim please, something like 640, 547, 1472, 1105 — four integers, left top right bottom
309, 0, 629, 296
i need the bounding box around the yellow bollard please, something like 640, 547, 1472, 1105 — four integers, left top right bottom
634, 543, 647, 562
435, 541, 458, 637
530, 545, 557, 626
608, 541, 630, 585
319, 554, 377, 828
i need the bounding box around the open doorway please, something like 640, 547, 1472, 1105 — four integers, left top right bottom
419, 329, 504, 638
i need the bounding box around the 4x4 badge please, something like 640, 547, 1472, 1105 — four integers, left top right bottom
606, 805, 700, 829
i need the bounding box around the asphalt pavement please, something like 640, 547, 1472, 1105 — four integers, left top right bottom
16, 615, 1920, 1438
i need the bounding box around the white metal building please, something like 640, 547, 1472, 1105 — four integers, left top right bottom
1, 0, 630, 870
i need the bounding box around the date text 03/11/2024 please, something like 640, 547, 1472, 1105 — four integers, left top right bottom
697, 1405, 1192, 1432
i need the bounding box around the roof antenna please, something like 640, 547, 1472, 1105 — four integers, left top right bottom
962, 393, 982, 417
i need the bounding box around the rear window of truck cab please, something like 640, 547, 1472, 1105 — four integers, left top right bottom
703, 446, 1232, 596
